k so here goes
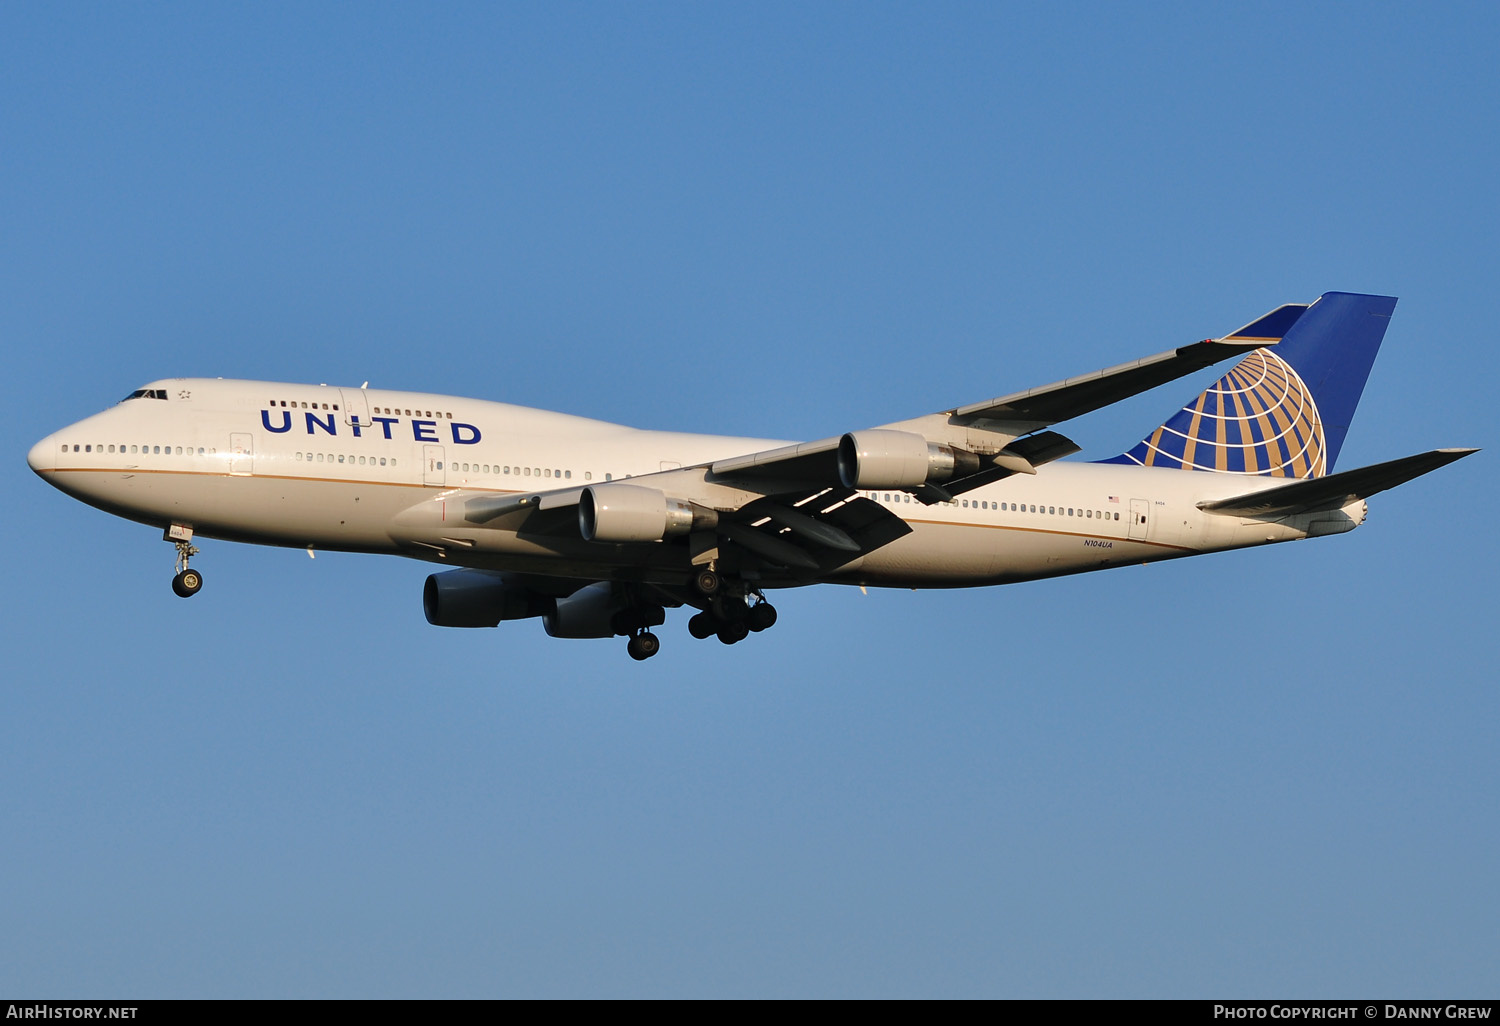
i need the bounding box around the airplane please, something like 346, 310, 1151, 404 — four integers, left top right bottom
27, 291, 1475, 660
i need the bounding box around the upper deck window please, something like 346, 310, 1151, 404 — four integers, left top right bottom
121, 389, 168, 402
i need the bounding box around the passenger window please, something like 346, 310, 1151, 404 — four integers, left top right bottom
962, 500, 969, 508
524, 467, 531, 476
380, 458, 387, 466
565, 470, 572, 479
585, 472, 592, 480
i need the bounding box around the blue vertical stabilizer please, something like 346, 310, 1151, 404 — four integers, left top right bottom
1101, 292, 1396, 478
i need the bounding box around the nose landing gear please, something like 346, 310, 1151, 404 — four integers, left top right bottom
165, 524, 203, 598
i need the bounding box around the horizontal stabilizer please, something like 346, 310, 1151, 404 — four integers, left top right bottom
1197, 448, 1477, 518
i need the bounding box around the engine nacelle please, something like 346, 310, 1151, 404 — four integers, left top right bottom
543, 581, 621, 639
423, 569, 552, 628
837, 430, 980, 490
579, 483, 715, 543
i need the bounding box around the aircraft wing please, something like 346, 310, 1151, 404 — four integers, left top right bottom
949, 330, 1294, 427
388, 470, 913, 575
461, 487, 584, 524
1197, 448, 1478, 518
709, 302, 1309, 497
394, 301, 1317, 574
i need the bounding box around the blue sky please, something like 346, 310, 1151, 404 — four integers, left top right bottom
3, 2, 1495, 998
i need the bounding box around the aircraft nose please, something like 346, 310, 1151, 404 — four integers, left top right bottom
28, 435, 55, 474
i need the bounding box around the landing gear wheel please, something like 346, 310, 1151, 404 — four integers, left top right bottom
693, 569, 721, 596
687, 612, 718, 640
627, 632, 660, 661
712, 595, 749, 623
716, 622, 749, 645
746, 602, 777, 632
169, 533, 202, 598
172, 568, 203, 598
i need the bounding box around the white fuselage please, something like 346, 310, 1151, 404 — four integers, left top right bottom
29, 378, 1362, 589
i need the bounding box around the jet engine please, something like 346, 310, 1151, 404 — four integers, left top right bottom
422, 569, 553, 628
543, 581, 622, 638
578, 482, 717, 543
836, 430, 981, 490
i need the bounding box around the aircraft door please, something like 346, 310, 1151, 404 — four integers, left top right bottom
1128, 498, 1149, 541
340, 388, 370, 430
230, 433, 253, 476
424, 445, 446, 487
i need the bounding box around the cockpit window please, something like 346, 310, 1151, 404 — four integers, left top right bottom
121, 389, 168, 402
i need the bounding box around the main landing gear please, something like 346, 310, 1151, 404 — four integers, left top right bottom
686, 586, 777, 647
612, 605, 665, 661
165, 524, 203, 598
626, 632, 661, 661
615, 572, 780, 660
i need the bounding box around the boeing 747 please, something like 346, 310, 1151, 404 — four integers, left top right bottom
28, 292, 1475, 659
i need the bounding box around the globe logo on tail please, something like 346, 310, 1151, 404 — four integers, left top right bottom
1127, 350, 1326, 478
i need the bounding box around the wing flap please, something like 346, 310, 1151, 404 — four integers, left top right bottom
1197, 448, 1477, 518
718, 488, 912, 573
941, 430, 1083, 498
